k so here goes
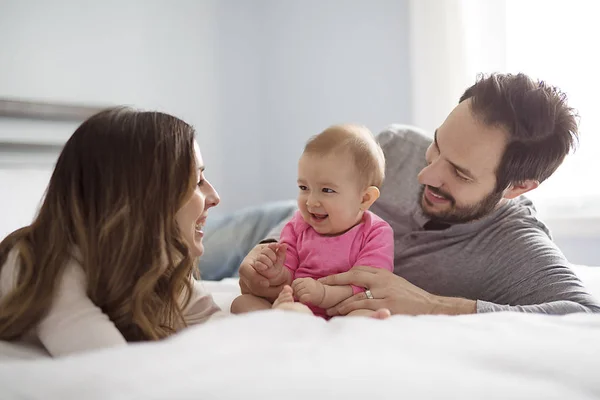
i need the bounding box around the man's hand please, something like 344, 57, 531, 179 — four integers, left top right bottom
318, 266, 477, 316
238, 242, 290, 301
292, 278, 325, 306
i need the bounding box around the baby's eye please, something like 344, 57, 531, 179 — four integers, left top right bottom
298, 185, 308, 191
322, 188, 336, 193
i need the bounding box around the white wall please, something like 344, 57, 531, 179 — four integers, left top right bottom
213, 0, 412, 208
0, 0, 411, 236
0, 0, 220, 238
4, 1, 595, 266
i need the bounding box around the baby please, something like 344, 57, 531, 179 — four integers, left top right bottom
234, 124, 394, 318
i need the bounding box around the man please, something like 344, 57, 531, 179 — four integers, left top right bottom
236, 73, 600, 315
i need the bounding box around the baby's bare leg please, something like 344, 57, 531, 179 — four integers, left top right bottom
230, 294, 272, 314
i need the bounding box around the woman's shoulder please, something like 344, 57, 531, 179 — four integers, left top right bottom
1, 246, 87, 304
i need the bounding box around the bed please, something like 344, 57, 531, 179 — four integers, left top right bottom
0, 265, 599, 400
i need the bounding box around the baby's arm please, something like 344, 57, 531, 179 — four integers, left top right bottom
292, 278, 353, 308
321, 283, 354, 308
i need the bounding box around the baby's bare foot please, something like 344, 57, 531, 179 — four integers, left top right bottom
272, 285, 294, 308
272, 285, 313, 315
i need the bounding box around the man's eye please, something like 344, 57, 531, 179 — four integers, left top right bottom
454, 170, 470, 182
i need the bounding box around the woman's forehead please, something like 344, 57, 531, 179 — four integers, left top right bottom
193, 141, 204, 167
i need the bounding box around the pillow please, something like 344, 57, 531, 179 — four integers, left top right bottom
199, 200, 296, 280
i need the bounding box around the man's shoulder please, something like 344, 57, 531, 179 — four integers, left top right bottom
501, 197, 553, 238
375, 123, 431, 181
477, 197, 559, 259
370, 124, 429, 221
376, 124, 433, 152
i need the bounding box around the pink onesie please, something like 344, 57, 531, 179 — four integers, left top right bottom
280, 210, 394, 318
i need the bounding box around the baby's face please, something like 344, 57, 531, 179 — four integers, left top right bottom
296, 152, 365, 236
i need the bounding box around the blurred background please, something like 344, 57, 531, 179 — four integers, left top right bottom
1, 0, 598, 265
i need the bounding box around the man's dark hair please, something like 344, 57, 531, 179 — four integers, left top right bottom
460, 73, 579, 191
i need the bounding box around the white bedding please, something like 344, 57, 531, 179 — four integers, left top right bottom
0, 266, 599, 400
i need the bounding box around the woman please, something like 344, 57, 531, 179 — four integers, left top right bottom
0, 107, 222, 357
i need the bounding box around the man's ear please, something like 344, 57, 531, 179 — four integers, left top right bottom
360, 186, 381, 210
503, 179, 539, 200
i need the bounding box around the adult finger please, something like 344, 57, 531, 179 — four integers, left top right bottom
240, 270, 285, 300
239, 262, 270, 289
371, 308, 392, 320
330, 299, 387, 316
254, 260, 271, 273
351, 266, 386, 274
274, 243, 287, 266
251, 251, 276, 274
261, 284, 287, 301
239, 277, 251, 295
255, 257, 284, 280
325, 290, 379, 314
318, 269, 377, 288
261, 245, 278, 264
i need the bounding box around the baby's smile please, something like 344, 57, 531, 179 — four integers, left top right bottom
310, 212, 328, 221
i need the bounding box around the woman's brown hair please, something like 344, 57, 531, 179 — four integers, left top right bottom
0, 107, 199, 342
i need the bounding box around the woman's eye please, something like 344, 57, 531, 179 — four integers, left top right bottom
322, 188, 335, 193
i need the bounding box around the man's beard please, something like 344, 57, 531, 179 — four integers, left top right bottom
419, 185, 504, 224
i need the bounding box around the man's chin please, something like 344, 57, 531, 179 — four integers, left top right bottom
420, 195, 448, 216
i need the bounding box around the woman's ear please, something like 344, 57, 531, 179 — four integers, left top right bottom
360, 186, 381, 211
503, 180, 539, 200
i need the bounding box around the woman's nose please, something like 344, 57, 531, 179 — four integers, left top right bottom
205, 182, 220, 208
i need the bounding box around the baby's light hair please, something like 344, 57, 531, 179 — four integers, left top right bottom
303, 124, 385, 189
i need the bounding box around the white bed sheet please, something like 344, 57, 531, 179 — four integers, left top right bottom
0, 265, 598, 400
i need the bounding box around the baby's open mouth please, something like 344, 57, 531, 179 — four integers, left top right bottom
310, 213, 328, 220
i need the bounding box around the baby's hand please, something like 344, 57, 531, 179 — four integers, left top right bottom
253, 242, 285, 273
292, 278, 325, 306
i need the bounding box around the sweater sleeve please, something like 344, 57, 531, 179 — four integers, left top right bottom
475, 227, 600, 314
36, 261, 127, 357
183, 279, 227, 325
